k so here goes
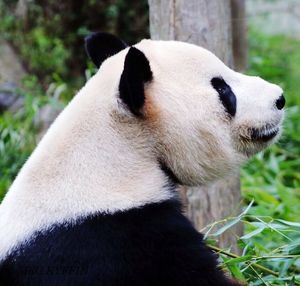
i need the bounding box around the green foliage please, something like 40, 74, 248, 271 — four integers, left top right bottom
204, 30, 300, 285
0, 76, 43, 200
204, 202, 300, 285
0, 3, 69, 81
0, 0, 148, 83
21, 27, 70, 77
0, 75, 76, 200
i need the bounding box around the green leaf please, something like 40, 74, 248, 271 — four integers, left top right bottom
277, 220, 300, 228
241, 225, 266, 240
212, 217, 242, 237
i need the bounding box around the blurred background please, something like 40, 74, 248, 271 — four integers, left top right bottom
0, 0, 299, 285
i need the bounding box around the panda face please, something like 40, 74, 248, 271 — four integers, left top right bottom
84, 35, 285, 186
209, 73, 284, 156
127, 39, 285, 185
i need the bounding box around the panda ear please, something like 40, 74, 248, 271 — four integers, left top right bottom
85, 32, 127, 68
119, 47, 153, 117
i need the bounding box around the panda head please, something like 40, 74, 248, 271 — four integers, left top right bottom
85, 32, 285, 186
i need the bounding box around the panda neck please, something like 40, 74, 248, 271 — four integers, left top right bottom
0, 83, 174, 259
6, 109, 173, 215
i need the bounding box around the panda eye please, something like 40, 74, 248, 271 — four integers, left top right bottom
211, 77, 237, 117
211, 78, 229, 93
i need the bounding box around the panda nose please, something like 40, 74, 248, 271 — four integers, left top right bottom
275, 94, 285, 110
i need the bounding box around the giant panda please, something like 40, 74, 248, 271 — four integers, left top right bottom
0, 32, 285, 286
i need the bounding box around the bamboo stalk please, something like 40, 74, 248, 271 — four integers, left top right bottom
208, 245, 280, 277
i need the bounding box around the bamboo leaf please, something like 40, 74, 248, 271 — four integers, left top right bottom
241, 225, 266, 240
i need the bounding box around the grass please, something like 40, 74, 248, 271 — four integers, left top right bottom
0, 30, 299, 285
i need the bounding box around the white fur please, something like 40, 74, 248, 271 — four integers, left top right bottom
0, 40, 284, 260
135, 40, 283, 184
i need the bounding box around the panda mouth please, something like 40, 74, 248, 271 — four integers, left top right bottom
240, 125, 280, 143
249, 126, 280, 142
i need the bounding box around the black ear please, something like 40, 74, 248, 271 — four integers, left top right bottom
119, 47, 153, 117
85, 32, 127, 68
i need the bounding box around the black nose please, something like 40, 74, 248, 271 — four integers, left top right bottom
275, 95, 285, 110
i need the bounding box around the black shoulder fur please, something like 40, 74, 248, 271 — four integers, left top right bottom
0, 199, 241, 286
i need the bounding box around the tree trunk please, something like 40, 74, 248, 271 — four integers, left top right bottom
149, 0, 243, 251
15, 0, 28, 20
231, 0, 247, 71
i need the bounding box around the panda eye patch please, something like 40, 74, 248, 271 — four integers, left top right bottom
211, 77, 236, 117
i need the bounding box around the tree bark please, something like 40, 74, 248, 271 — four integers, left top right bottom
149, 0, 242, 251
15, 0, 28, 20
149, 0, 233, 66
231, 0, 247, 71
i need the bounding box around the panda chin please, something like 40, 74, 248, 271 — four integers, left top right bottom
238, 124, 281, 157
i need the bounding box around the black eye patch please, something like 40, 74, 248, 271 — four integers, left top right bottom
211, 77, 236, 117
